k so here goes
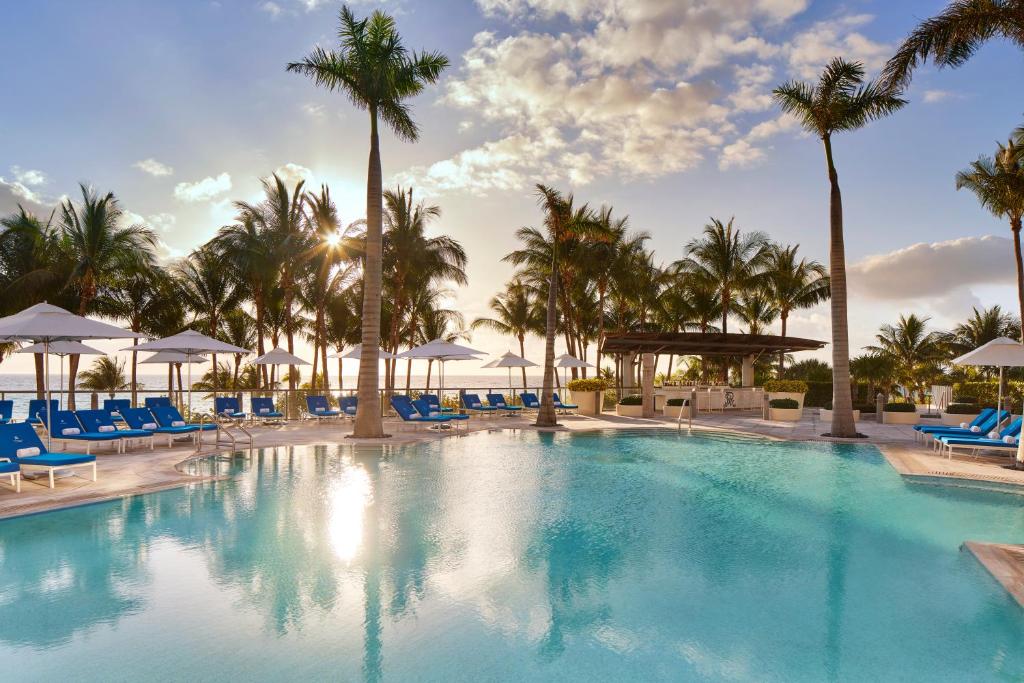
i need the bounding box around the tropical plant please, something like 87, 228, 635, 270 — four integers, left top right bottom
762, 243, 830, 372
287, 5, 449, 437
955, 138, 1024, 337
783, 358, 833, 382
880, 0, 1024, 92
472, 279, 544, 388
735, 291, 779, 336
865, 314, 945, 401
941, 305, 1021, 373
773, 58, 906, 436
59, 185, 157, 408
77, 357, 131, 398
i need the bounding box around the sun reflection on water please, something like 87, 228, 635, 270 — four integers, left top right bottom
328, 460, 373, 563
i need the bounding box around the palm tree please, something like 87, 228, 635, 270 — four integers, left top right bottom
325, 289, 362, 392
416, 305, 466, 391
77, 357, 130, 399
850, 353, 897, 403
865, 314, 944, 400
175, 246, 243, 394
676, 218, 769, 335
287, 5, 449, 438
735, 291, 779, 336
520, 185, 598, 427
956, 138, 1024, 338
381, 186, 467, 389
773, 58, 906, 436
59, 184, 157, 408
880, 0, 1024, 93
472, 279, 544, 387
763, 243, 830, 374
220, 309, 257, 389
941, 305, 1021, 379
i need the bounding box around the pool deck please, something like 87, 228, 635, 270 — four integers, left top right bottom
4, 409, 1024, 608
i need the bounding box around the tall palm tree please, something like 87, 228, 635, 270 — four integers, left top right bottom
472, 279, 544, 388
77, 357, 130, 399
763, 243, 830, 373
175, 246, 243, 394
773, 58, 906, 436
325, 289, 362, 392
59, 184, 157, 408
880, 0, 1024, 92
735, 291, 779, 336
415, 305, 466, 391
519, 185, 598, 427
956, 138, 1024, 339
865, 314, 944, 400
287, 5, 448, 438
220, 309, 257, 390
941, 305, 1021, 378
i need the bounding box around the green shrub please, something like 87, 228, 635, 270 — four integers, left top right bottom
618, 394, 643, 406
884, 402, 916, 413
769, 398, 799, 409
567, 378, 608, 392
602, 389, 618, 409
952, 381, 1024, 408
764, 379, 808, 393
944, 403, 981, 415
666, 397, 688, 406
854, 402, 876, 413
804, 381, 831, 407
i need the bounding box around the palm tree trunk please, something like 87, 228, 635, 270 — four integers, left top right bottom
824, 135, 856, 437
778, 312, 788, 377
338, 357, 344, 392
354, 109, 386, 437
519, 335, 528, 388
255, 296, 268, 389
1013, 217, 1024, 344
311, 325, 320, 392
321, 325, 330, 394
167, 364, 174, 403
537, 247, 559, 427
425, 359, 433, 391
34, 354, 44, 399
597, 285, 606, 382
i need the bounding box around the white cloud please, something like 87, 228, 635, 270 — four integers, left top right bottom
0, 176, 49, 210
785, 15, 890, 79
174, 172, 232, 202
147, 212, 177, 232
301, 102, 326, 119
922, 89, 957, 104
271, 162, 315, 188
260, 1, 283, 17
134, 158, 174, 177
718, 139, 765, 170
848, 235, 1016, 300
10, 166, 47, 186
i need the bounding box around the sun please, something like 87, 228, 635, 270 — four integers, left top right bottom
324, 231, 341, 247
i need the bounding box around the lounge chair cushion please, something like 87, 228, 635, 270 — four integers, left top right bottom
61, 428, 81, 436
19, 452, 96, 466
16, 447, 39, 458
0, 460, 18, 474
142, 422, 157, 430
98, 425, 115, 433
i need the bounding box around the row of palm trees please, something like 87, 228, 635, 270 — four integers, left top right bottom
0, 175, 468, 410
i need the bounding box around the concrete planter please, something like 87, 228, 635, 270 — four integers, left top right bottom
663, 404, 690, 419
769, 407, 802, 422
570, 390, 603, 416
768, 391, 805, 411
616, 404, 645, 418
819, 409, 860, 423
939, 412, 979, 426
883, 410, 919, 425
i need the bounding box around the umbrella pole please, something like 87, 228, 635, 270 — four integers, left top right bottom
998, 366, 1004, 431
188, 352, 193, 418
59, 355, 64, 410
44, 340, 51, 450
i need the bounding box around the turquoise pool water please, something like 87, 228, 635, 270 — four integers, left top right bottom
2, 429, 1024, 681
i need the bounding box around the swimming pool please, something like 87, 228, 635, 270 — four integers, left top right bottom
2, 428, 1023, 681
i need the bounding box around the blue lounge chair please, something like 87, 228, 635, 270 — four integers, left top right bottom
146, 406, 216, 447
486, 393, 523, 415
251, 397, 284, 421
413, 398, 468, 427
553, 393, 578, 414
339, 396, 358, 418
103, 398, 131, 422
421, 394, 454, 413
40, 410, 123, 454
391, 396, 455, 430
519, 392, 541, 410
144, 396, 171, 410
0, 422, 96, 489
305, 395, 342, 420
917, 410, 1008, 446
938, 417, 1023, 459
122, 407, 187, 447
0, 400, 12, 424
913, 407, 999, 442
76, 409, 154, 451
461, 394, 498, 416
26, 399, 58, 425
214, 396, 246, 420
0, 455, 19, 492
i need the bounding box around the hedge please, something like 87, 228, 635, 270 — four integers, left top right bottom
567, 378, 609, 392
666, 397, 688, 406
618, 394, 643, 406
769, 398, 799, 409
884, 402, 917, 412
951, 381, 1024, 408
763, 379, 808, 393
944, 403, 981, 415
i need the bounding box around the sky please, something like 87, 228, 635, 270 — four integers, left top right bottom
1, 0, 1022, 376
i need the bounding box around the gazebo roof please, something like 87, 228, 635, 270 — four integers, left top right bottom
600, 332, 827, 357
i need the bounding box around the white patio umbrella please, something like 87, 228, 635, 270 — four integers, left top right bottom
555, 353, 594, 389
951, 336, 1024, 465
139, 352, 208, 406
253, 347, 310, 391
17, 340, 105, 409
0, 303, 141, 446
483, 351, 537, 396
125, 330, 249, 416
399, 339, 485, 396
329, 347, 397, 360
